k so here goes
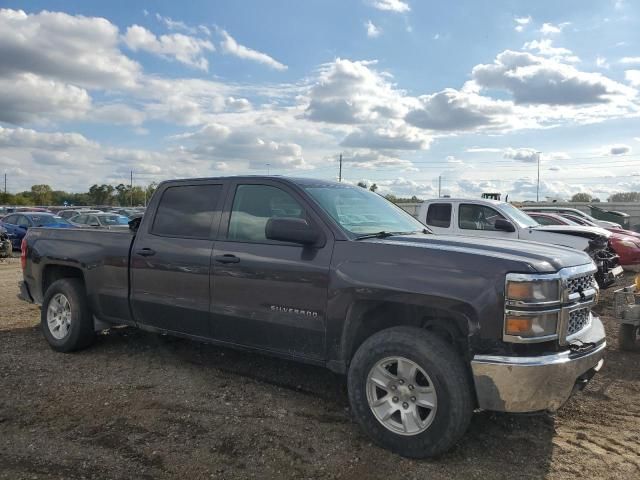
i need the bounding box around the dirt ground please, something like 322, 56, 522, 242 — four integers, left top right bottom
1, 257, 639, 480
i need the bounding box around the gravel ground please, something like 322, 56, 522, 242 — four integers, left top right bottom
1, 257, 639, 479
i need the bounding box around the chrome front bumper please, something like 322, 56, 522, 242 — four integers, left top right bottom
471, 315, 606, 412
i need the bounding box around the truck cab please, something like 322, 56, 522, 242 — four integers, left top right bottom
419, 198, 623, 287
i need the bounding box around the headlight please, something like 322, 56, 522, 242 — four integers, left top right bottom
505, 311, 559, 338
505, 278, 560, 305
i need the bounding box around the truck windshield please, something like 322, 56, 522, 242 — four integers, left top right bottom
501, 204, 539, 228
304, 185, 426, 236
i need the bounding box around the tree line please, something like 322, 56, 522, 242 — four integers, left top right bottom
0, 183, 158, 207
570, 192, 640, 202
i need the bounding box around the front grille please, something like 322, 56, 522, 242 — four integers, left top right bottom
567, 307, 591, 337
567, 273, 596, 297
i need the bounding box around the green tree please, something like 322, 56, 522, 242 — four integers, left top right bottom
608, 192, 640, 202
88, 184, 115, 205
357, 181, 368, 188
30, 184, 53, 205
570, 193, 592, 202
369, 183, 378, 193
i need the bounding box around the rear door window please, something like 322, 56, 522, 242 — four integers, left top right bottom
426, 203, 452, 228
17, 216, 30, 228
152, 184, 223, 238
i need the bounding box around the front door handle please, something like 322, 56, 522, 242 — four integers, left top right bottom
214, 254, 240, 264
136, 248, 156, 257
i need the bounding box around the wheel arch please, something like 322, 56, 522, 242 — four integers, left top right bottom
338, 298, 476, 370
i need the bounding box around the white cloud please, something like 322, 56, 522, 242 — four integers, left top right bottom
0, 8, 140, 90
123, 25, 214, 71
365, 20, 381, 38
472, 50, 635, 105
620, 57, 640, 65
367, 0, 410, 13
503, 147, 540, 163
514, 16, 531, 32
334, 150, 416, 170
596, 56, 609, 69
219, 29, 287, 71
539, 22, 570, 35
405, 88, 513, 131
0, 126, 97, 151
522, 38, 578, 62
626, 70, 640, 87
92, 103, 146, 126
0, 73, 91, 125
341, 122, 431, 150
172, 123, 309, 170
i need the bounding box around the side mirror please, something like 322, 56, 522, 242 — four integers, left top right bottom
265, 217, 321, 245
494, 218, 516, 232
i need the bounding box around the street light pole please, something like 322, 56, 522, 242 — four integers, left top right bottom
536, 151, 541, 202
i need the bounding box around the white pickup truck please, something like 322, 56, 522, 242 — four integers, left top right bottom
418, 198, 623, 288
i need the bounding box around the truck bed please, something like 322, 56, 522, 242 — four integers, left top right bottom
22, 227, 136, 324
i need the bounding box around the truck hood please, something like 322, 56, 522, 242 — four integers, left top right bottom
531, 225, 611, 239
364, 233, 592, 273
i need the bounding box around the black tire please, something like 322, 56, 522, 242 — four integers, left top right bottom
619, 324, 639, 351
347, 326, 473, 458
41, 278, 95, 352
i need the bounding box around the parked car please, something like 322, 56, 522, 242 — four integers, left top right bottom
19, 176, 606, 458
561, 213, 640, 240
521, 206, 621, 229
0, 212, 74, 249
58, 209, 102, 220
419, 198, 623, 287
69, 213, 130, 229
528, 212, 640, 271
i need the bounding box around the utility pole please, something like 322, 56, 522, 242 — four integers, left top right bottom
438, 175, 441, 198
130, 170, 133, 207
339, 153, 342, 182
536, 151, 541, 202
266, 163, 270, 175
3, 173, 6, 194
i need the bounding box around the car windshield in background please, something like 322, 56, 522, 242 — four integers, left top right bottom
32, 215, 68, 226
100, 215, 129, 225
502, 204, 539, 228
305, 185, 425, 236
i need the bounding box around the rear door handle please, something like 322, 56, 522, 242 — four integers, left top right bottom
136, 248, 156, 257
214, 254, 240, 264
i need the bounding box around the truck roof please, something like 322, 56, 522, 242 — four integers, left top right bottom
158, 175, 343, 188
423, 198, 504, 206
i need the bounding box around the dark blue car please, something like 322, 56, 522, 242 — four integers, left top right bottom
0, 212, 75, 249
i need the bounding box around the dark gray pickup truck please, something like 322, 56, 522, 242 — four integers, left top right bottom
19, 176, 606, 458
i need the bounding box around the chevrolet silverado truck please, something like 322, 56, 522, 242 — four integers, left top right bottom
19, 177, 606, 458
418, 198, 623, 288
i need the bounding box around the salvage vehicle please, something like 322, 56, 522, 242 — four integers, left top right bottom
0, 226, 11, 258
419, 198, 622, 288
521, 206, 622, 229
0, 212, 75, 250
528, 212, 640, 271
19, 177, 606, 458
68, 213, 130, 229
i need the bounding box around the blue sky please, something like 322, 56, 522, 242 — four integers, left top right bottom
0, 0, 639, 200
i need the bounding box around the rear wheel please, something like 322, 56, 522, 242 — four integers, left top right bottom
41, 278, 95, 352
619, 324, 639, 351
347, 326, 473, 458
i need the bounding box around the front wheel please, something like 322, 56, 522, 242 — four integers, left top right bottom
41, 278, 95, 352
347, 326, 473, 458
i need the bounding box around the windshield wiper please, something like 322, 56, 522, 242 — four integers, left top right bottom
354, 230, 421, 240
